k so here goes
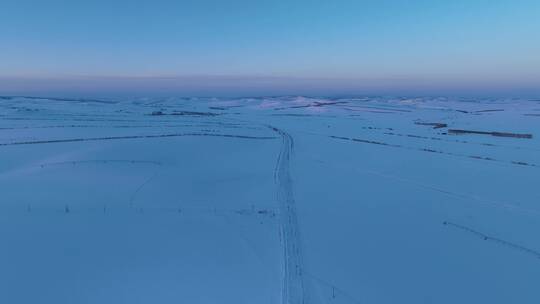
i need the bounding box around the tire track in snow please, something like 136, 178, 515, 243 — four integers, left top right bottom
268, 125, 305, 304
0, 132, 277, 147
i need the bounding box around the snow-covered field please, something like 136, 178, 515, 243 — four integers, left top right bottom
1, 95, 540, 303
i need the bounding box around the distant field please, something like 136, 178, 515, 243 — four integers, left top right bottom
1, 96, 540, 304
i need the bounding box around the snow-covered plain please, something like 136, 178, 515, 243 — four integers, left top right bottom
1, 95, 540, 303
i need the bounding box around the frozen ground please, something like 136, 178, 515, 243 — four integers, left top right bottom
1, 95, 540, 303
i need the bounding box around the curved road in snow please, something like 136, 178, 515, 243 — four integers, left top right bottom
269, 126, 305, 304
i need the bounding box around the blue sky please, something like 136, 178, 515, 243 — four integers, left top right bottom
1, 0, 539, 96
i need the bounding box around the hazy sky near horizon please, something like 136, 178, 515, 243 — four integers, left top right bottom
1, 0, 540, 96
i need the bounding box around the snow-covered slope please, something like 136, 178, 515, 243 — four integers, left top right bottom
1, 96, 539, 303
